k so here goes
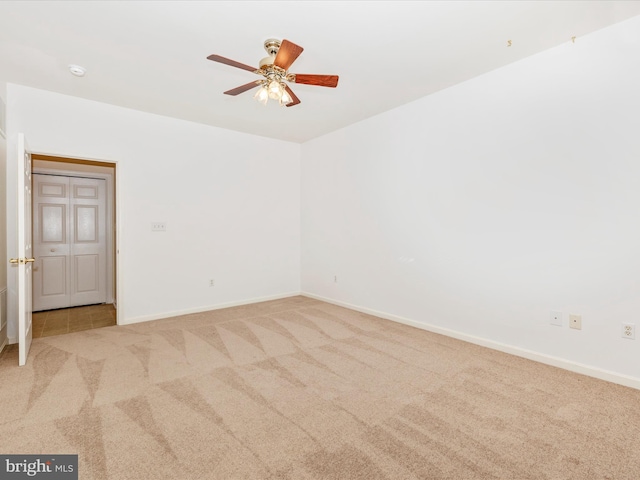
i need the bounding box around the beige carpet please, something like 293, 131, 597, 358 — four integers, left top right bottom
1, 296, 639, 479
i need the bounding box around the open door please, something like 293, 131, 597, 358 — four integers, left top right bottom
9, 134, 34, 366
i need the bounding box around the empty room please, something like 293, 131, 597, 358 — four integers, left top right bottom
1, 1, 640, 479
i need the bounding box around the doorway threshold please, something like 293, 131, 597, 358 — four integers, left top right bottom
32, 304, 116, 338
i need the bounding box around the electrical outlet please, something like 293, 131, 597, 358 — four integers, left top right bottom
569, 314, 582, 330
151, 222, 166, 232
622, 323, 635, 340
209, 279, 215, 287
550, 311, 562, 327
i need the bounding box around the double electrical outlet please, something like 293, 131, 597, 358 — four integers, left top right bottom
622, 323, 636, 340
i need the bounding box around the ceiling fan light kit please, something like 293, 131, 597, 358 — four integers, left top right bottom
207, 38, 338, 107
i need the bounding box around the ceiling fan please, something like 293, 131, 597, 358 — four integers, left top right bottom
207, 38, 339, 107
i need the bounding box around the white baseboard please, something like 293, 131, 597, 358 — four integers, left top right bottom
301, 292, 640, 391
120, 292, 302, 326
0, 287, 7, 350
0, 287, 6, 331
0, 96, 6, 139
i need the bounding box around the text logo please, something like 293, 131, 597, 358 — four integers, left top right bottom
0, 455, 78, 479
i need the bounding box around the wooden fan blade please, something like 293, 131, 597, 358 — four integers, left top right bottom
293, 74, 339, 88
274, 39, 304, 71
284, 85, 301, 107
207, 54, 257, 73
224, 81, 261, 96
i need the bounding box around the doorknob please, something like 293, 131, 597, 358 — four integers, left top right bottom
8, 258, 35, 264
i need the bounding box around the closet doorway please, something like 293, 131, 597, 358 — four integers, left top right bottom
31, 155, 117, 336
33, 174, 107, 310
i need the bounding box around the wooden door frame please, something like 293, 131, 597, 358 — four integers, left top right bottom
31, 154, 120, 324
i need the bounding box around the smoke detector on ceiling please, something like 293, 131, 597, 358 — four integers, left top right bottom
68, 65, 86, 77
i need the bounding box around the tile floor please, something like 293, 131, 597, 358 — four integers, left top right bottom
32, 304, 117, 338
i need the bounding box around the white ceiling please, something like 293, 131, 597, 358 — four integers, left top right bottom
1, 1, 639, 143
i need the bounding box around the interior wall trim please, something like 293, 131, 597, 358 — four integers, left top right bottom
0, 287, 6, 331
0, 96, 6, 138
0, 287, 7, 352
301, 291, 640, 392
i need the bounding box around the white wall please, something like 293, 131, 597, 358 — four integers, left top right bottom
0, 136, 5, 279
0, 127, 7, 350
6, 85, 301, 340
0, 82, 6, 296
302, 16, 640, 384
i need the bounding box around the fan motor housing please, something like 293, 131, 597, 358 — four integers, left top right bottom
260, 39, 281, 67
263, 39, 281, 56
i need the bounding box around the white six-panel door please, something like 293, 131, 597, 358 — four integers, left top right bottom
16, 134, 34, 365
33, 174, 107, 311
33, 175, 70, 310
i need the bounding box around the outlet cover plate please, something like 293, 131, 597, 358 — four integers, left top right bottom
569, 314, 582, 330
550, 311, 562, 327
622, 323, 635, 340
